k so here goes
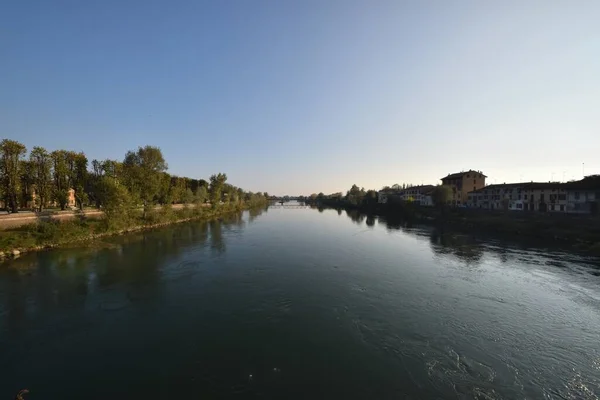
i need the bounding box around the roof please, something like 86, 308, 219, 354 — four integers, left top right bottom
441, 170, 487, 180
378, 189, 403, 194
404, 184, 435, 194
469, 181, 565, 194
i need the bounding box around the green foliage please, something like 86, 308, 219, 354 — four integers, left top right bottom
183, 188, 194, 204
101, 178, 136, 229
51, 150, 70, 210
29, 146, 53, 211
194, 186, 208, 205
0, 139, 27, 212
209, 173, 227, 207
73, 152, 88, 210
432, 185, 452, 208
123, 146, 167, 217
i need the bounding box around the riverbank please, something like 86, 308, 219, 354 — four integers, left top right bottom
308, 201, 600, 255
0, 203, 266, 260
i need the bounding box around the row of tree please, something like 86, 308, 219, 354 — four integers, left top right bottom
0, 139, 268, 214
304, 184, 452, 209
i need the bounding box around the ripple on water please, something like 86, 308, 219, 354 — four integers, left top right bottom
164, 260, 204, 281
426, 347, 499, 398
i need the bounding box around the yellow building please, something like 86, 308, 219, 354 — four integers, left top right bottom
441, 170, 486, 206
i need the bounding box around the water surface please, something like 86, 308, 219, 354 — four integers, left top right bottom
1, 206, 600, 399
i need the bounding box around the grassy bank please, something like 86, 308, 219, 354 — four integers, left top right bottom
0, 203, 264, 259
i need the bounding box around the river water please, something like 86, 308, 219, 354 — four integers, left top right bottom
1, 205, 600, 399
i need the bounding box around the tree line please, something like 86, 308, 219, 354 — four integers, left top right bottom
0, 139, 269, 215
304, 183, 452, 209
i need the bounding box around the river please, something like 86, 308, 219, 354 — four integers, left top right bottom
1, 205, 600, 399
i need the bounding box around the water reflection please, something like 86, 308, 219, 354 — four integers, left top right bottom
428, 228, 484, 263
345, 209, 365, 225
0, 213, 254, 343
248, 206, 268, 222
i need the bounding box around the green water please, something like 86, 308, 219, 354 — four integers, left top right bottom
1, 206, 600, 399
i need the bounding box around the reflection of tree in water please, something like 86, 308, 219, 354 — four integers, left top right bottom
249, 206, 267, 222
337, 209, 342, 216
366, 215, 375, 227
209, 220, 225, 255
377, 215, 404, 231
0, 221, 219, 340
345, 209, 365, 225
429, 229, 484, 263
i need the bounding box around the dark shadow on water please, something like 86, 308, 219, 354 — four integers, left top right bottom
340, 208, 600, 270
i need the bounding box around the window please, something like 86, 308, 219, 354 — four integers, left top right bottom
560, 205, 564, 211
575, 192, 580, 200
473, 186, 476, 192
474, 179, 476, 184
517, 203, 523, 209
550, 205, 555, 211
518, 195, 521, 200
467, 174, 470, 178
558, 194, 566, 201
509, 195, 512, 200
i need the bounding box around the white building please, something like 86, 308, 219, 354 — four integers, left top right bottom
401, 185, 435, 206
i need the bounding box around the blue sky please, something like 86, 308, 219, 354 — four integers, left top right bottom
2, 0, 599, 195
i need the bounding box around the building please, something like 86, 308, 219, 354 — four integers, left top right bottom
468, 182, 568, 212
441, 170, 486, 206
401, 185, 435, 206
564, 175, 600, 214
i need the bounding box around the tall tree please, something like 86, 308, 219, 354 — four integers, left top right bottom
123, 146, 167, 218
73, 152, 88, 210
194, 186, 208, 205
29, 146, 53, 212
209, 173, 227, 207
20, 160, 35, 209
0, 139, 27, 212
432, 185, 452, 209
51, 150, 70, 210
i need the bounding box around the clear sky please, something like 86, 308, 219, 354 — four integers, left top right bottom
2, 0, 599, 195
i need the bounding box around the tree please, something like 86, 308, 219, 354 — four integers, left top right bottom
101, 177, 135, 229
29, 147, 53, 212
51, 150, 70, 210
123, 146, 168, 219
183, 188, 194, 204
432, 185, 452, 209
346, 184, 365, 206
0, 139, 27, 212
169, 176, 187, 204
19, 160, 35, 209
194, 186, 208, 205
73, 152, 88, 210
209, 173, 227, 207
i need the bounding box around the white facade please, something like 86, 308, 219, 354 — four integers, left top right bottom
401, 185, 434, 206
468, 183, 570, 212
